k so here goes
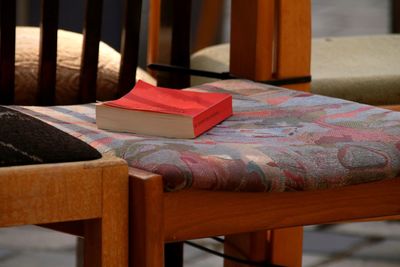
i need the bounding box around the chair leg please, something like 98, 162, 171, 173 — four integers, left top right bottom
224, 231, 269, 267
165, 242, 184, 267
84, 164, 129, 267
83, 219, 102, 267
224, 227, 303, 267
130, 169, 164, 267
77, 237, 84, 267
268, 227, 303, 267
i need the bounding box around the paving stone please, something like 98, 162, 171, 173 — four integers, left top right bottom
321, 258, 400, 267
185, 238, 223, 266
302, 254, 330, 267
0, 251, 75, 267
0, 249, 14, 261
352, 240, 400, 262
329, 222, 400, 239
0, 226, 76, 251
303, 230, 364, 255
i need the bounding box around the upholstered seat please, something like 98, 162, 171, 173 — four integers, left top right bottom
0, 106, 101, 167
14, 27, 155, 105
191, 35, 400, 106
13, 79, 400, 192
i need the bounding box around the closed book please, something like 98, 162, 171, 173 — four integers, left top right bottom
96, 80, 232, 138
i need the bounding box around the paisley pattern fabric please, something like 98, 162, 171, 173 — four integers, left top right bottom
12, 80, 400, 192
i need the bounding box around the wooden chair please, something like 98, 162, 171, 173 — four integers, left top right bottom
0, 0, 145, 265
188, 0, 400, 111
132, 0, 400, 266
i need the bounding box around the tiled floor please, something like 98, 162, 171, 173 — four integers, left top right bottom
1, 0, 398, 266
1, 222, 400, 266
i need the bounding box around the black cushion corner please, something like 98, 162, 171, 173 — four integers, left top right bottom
0, 106, 101, 167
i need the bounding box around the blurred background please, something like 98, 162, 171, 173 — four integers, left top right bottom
13, 0, 393, 67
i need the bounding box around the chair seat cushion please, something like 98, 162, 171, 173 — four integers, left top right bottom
0, 106, 101, 167
15, 27, 155, 105
190, 35, 400, 105
13, 80, 400, 192
312, 35, 400, 105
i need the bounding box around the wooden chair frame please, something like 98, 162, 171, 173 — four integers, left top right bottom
0, 156, 128, 267
1, 0, 144, 266
140, 0, 400, 266
130, 167, 400, 267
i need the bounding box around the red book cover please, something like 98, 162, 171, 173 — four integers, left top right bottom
97, 80, 232, 138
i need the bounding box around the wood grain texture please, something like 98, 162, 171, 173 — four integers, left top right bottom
269, 227, 303, 267
130, 167, 164, 267
0, 162, 102, 226
163, 178, 400, 242
100, 162, 129, 267
230, 0, 275, 81
0, 156, 128, 267
276, 0, 311, 91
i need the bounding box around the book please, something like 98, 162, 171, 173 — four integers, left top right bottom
96, 80, 232, 138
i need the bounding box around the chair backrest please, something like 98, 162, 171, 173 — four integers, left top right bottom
147, 0, 311, 91
0, 0, 142, 105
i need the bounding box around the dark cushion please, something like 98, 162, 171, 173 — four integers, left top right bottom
0, 106, 101, 167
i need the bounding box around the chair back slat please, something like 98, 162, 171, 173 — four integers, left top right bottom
0, 0, 16, 104
276, 0, 311, 91
168, 0, 191, 88
230, 0, 275, 81
79, 0, 103, 103
118, 0, 143, 96
393, 0, 400, 33
38, 0, 59, 105
146, 0, 190, 88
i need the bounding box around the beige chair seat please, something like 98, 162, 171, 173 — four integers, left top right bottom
191, 35, 400, 106
15, 27, 155, 105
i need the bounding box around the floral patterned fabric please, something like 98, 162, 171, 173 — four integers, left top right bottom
12, 80, 400, 192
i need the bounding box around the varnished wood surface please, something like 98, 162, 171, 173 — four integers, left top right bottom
276, 0, 311, 92
130, 167, 164, 267
0, 0, 16, 104
380, 104, 400, 111
147, 0, 161, 67
269, 227, 303, 267
163, 178, 400, 242
79, 0, 103, 103
38, 0, 59, 105
97, 162, 129, 267
1, 156, 128, 267
130, 165, 400, 267
224, 231, 268, 267
230, 0, 275, 81
118, 0, 143, 96
0, 156, 126, 227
